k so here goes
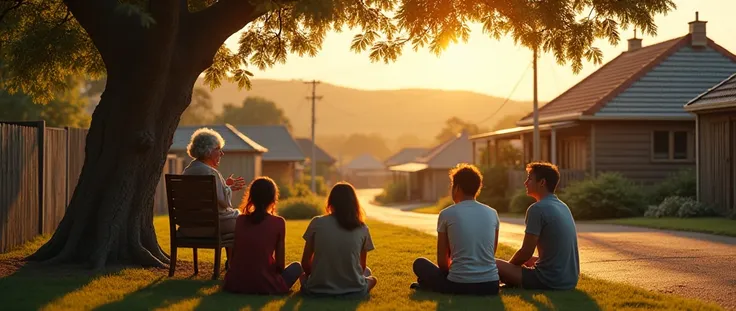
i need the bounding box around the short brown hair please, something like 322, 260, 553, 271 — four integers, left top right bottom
449, 163, 483, 197
525, 162, 560, 193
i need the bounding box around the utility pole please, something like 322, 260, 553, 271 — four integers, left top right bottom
532, 44, 540, 162
304, 80, 322, 193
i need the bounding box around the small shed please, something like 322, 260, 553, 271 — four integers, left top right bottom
236, 125, 305, 185
171, 124, 267, 208
684, 73, 736, 216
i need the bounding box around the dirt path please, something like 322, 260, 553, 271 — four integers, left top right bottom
357, 189, 736, 310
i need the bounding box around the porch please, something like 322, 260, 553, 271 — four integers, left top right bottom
470, 121, 591, 190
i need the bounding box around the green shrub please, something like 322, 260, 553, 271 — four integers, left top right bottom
648, 169, 696, 205
477, 166, 511, 212
645, 196, 715, 218
509, 188, 536, 214
277, 196, 325, 220
374, 180, 408, 205
559, 172, 647, 220
300, 175, 328, 196
435, 196, 454, 210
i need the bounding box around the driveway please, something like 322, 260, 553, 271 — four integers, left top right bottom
357, 189, 736, 310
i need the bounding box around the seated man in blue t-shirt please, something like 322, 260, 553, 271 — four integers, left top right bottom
496, 162, 580, 290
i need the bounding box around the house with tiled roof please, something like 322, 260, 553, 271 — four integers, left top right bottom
470, 14, 736, 186
170, 124, 267, 207
236, 125, 305, 185
388, 132, 472, 201
684, 73, 736, 216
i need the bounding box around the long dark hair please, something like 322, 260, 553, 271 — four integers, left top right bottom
326, 182, 365, 231
240, 177, 278, 224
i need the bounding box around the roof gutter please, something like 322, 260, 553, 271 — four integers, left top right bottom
516, 112, 582, 126
577, 115, 694, 121
684, 100, 736, 112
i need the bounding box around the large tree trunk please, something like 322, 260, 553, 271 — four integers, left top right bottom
25, 0, 261, 269
27, 64, 198, 269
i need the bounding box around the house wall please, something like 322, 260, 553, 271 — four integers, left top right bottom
593, 120, 695, 184
171, 150, 262, 208
263, 161, 297, 185
418, 169, 452, 202
520, 123, 591, 170
697, 110, 735, 216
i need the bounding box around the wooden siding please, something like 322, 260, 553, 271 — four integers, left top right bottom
0, 124, 41, 253
520, 124, 591, 170
697, 111, 735, 216
263, 161, 297, 185
593, 120, 695, 184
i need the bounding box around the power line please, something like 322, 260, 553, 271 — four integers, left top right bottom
474, 60, 533, 125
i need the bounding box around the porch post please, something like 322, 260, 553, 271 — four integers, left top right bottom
551, 128, 557, 164
486, 139, 492, 166
406, 172, 411, 201
590, 124, 597, 177
472, 141, 477, 165
695, 114, 700, 201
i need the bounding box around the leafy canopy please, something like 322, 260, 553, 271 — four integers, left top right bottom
1, 0, 675, 102
217, 96, 293, 131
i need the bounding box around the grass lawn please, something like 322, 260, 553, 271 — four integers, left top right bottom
600, 217, 736, 237
0, 217, 722, 311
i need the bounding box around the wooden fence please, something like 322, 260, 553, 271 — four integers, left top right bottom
0, 121, 183, 253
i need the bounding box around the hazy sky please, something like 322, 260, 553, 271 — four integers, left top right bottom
225, 0, 736, 102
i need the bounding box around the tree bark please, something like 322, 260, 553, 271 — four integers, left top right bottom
26, 0, 263, 270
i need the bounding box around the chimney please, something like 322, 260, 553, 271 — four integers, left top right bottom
689, 11, 707, 47
628, 29, 642, 51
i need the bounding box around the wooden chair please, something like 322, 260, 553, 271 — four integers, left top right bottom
165, 174, 234, 280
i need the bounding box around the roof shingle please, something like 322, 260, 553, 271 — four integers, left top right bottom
171, 124, 267, 153
236, 125, 305, 162
686, 73, 736, 109
295, 138, 336, 164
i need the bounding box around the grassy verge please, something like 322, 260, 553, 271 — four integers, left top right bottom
599, 217, 736, 237
0, 216, 721, 310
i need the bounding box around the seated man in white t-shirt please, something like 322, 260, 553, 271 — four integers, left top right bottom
410, 163, 500, 295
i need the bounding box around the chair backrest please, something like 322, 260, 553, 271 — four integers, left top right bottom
165, 174, 221, 240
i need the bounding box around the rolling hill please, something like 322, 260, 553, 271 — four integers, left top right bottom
194, 78, 533, 142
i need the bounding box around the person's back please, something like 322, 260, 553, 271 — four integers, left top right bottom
440, 200, 499, 283
302, 214, 374, 295
224, 214, 289, 294
527, 194, 579, 289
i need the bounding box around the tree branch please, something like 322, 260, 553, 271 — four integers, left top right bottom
62, 0, 121, 60
0, 0, 24, 25
186, 0, 293, 59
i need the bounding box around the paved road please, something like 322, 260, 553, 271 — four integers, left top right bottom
357, 189, 736, 310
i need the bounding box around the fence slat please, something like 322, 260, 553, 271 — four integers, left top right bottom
43, 128, 68, 235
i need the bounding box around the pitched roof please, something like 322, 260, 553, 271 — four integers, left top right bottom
518, 35, 736, 125
384, 148, 429, 166
417, 132, 473, 169
235, 125, 305, 161
685, 73, 736, 111
343, 154, 385, 170
171, 124, 267, 153
295, 138, 336, 164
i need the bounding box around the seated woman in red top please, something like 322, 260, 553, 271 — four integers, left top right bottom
223, 177, 303, 295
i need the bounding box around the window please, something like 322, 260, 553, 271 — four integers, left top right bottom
652, 130, 693, 161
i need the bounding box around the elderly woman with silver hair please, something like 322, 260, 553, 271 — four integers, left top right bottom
178, 127, 246, 237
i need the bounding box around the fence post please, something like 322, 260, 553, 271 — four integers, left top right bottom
65, 127, 70, 207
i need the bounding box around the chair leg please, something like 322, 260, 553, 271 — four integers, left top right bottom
192, 248, 199, 275
213, 247, 222, 280
225, 247, 231, 270
168, 246, 177, 277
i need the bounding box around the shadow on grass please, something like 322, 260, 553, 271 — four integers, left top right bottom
409, 288, 600, 310
279, 293, 366, 311
0, 262, 116, 310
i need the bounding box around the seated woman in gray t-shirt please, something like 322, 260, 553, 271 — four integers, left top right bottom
411, 164, 501, 295
300, 182, 377, 297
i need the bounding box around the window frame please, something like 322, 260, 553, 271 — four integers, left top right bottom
650, 130, 695, 163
